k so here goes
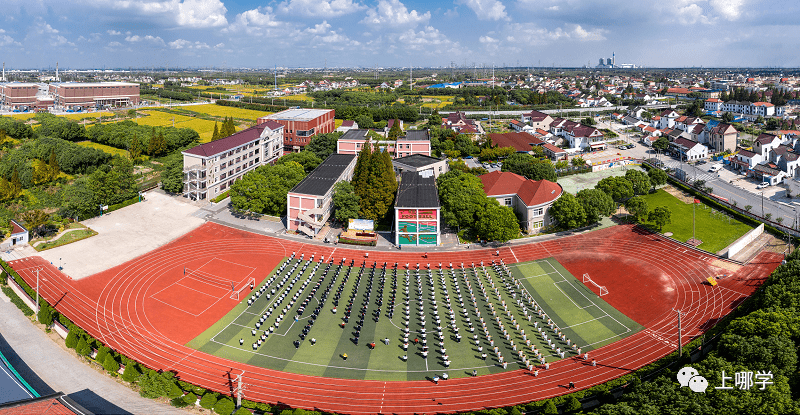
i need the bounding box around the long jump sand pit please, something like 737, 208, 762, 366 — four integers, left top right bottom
38, 191, 205, 279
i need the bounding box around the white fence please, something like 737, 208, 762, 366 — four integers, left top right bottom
722, 223, 765, 259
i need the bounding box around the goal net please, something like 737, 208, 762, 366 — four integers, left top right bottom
231, 277, 257, 301
583, 273, 608, 296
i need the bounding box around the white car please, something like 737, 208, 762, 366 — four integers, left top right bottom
708, 164, 722, 173
756, 182, 769, 189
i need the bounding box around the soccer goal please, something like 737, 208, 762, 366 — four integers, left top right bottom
231, 277, 257, 301
583, 273, 608, 296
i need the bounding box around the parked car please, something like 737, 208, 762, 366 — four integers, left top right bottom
709, 164, 722, 172
756, 182, 769, 189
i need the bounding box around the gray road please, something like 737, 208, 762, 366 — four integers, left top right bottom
0, 295, 184, 415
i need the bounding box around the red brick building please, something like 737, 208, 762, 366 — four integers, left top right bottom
257, 108, 335, 153
0, 83, 39, 110
48, 82, 140, 109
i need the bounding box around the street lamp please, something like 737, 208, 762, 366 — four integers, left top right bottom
673, 308, 684, 358
760, 191, 765, 218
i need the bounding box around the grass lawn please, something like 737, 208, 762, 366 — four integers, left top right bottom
188, 256, 639, 381
33, 227, 97, 251
75, 141, 130, 158
639, 189, 753, 254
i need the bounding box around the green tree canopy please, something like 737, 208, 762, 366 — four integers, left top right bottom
624, 195, 649, 221
332, 181, 361, 224
597, 176, 634, 201
577, 188, 615, 224
230, 163, 307, 216
648, 167, 668, 187
625, 169, 652, 195
549, 192, 586, 230
476, 201, 519, 242
502, 153, 557, 182
275, 151, 322, 173
306, 132, 343, 160
437, 170, 487, 229
648, 206, 672, 230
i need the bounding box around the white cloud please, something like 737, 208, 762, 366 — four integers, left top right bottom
125, 34, 166, 46
80, 0, 227, 28
108, 41, 123, 47
674, 3, 711, 25
479, 35, 498, 44
456, 0, 508, 21
278, 0, 366, 18
361, 0, 430, 29
0, 29, 20, 47
226, 7, 284, 35
397, 26, 459, 53
709, 0, 745, 21
169, 38, 210, 49
107, 30, 122, 36
214, 42, 225, 48
505, 23, 606, 46
176, 0, 228, 28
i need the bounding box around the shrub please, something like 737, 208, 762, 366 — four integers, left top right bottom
65, 330, 78, 349
234, 407, 252, 415
214, 397, 235, 415
103, 353, 120, 373
565, 396, 582, 413
138, 370, 175, 399
76, 338, 90, 356
122, 362, 141, 383
2, 286, 34, 316
183, 392, 197, 406
167, 382, 183, 399
199, 392, 218, 409
542, 400, 558, 414
95, 346, 109, 364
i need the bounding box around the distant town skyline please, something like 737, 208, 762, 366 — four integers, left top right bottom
1, 0, 799, 70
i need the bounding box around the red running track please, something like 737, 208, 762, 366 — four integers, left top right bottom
9, 223, 781, 414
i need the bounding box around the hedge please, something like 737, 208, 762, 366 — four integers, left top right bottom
211, 190, 230, 203
214, 398, 235, 415
2, 286, 34, 316
107, 195, 140, 213
199, 392, 218, 409
337, 236, 377, 246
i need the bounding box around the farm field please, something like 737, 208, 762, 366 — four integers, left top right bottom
177, 104, 269, 121
75, 141, 130, 158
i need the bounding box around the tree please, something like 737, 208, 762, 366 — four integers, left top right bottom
476, 201, 519, 242
211, 122, 221, 141
652, 137, 669, 154
230, 163, 306, 216
47, 149, 60, 180
65, 330, 78, 349
722, 112, 735, 123
122, 361, 141, 383
426, 113, 442, 129
76, 337, 91, 356
332, 181, 360, 224
387, 119, 403, 140
648, 206, 672, 230
597, 176, 634, 201
214, 398, 236, 415
581, 116, 596, 126
138, 370, 178, 399
625, 170, 652, 195
147, 131, 168, 156
20, 210, 50, 238
571, 157, 586, 167
648, 168, 668, 187
161, 155, 184, 194
10, 167, 21, 197
437, 170, 488, 229
103, 353, 120, 373
199, 393, 218, 409
549, 192, 586, 230
625, 195, 649, 221
37, 304, 54, 326
275, 151, 322, 173
61, 177, 97, 220
542, 400, 558, 415
566, 396, 582, 413
306, 132, 342, 160
577, 188, 615, 224
502, 153, 557, 181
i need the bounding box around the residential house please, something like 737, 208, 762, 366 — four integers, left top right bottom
704, 98, 723, 113
542, 143, 568, 160
490, 132, 545, 153
669, 137, 708, 161
521, 110, 554, 130
479, 171, 563, 233
707, 122, 738, 153
729, 148, 762, 173
753, 133, 781, 158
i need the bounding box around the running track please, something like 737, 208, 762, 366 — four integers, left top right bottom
9, 223, 781, 414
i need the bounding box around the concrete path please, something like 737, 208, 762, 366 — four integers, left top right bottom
0, 295, 186, 415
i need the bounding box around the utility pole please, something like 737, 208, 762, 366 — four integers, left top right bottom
234, 372, 245, 408
673, 309, 683, 357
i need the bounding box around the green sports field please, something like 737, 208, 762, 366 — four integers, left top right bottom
188, 257, 643, 381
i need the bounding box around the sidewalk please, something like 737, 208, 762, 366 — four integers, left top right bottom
0, 296, 184, 415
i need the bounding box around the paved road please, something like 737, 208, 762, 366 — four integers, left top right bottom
0, 295, 184, 415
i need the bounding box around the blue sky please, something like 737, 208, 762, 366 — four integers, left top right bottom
1, 0, 798, 69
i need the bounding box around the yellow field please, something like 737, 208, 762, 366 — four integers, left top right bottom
419, 95, 454, 109
284, 94, 315, 102
75, 141, 130, 158
10, 111, 115, 121
180, 104, 269, 121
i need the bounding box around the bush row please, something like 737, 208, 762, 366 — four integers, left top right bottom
107, 195, 141, 213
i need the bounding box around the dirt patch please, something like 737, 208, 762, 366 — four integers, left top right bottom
662, 184, 695, 204
710, 259, 742, 273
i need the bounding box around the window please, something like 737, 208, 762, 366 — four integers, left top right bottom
532, 220, 543, 229
503, 198, 513, 206
532, 207, 544, 217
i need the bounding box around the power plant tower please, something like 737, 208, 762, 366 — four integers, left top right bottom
612, 52, 615, 67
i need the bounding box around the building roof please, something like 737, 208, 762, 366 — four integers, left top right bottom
263, 108, 334, 121
710, 122, 736, 135
490, 132, 544, 152
395, 171, 440, 208
542, 143, 567, 154
340, 120, 355, 128
773, 145, 799, 161
673, 137, 703, 150
479, 171, 562, 207
752, 101, 774, 107
51, 82, 138, 88
736, 149, 757, 158
338, 129, 370, 142
755, 133, 778, 144
523, 110, 551, 122
9, 220, 26, 236
392, 154, 442, 169
289, 153, 356, 197
182, 121, 282, 158
0, 392, 90, 415
753, 163, 781, 176
401, 130, 430, 141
